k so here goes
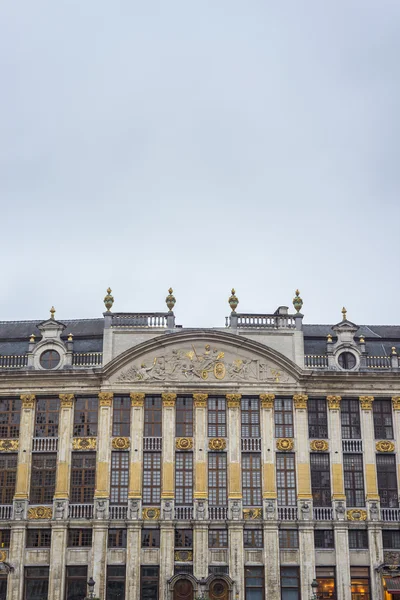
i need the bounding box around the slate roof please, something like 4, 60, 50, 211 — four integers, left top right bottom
303, 324, 400, 356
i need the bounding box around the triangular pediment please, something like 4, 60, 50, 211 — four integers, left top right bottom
332, 319, 358, 332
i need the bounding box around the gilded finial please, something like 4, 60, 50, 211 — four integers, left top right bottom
392, 347, 397, 355
327, 334, 332, 343
67, 333, 73, 342
342, 307, 347, 321
292, 289, 303, 314
359, 336, 365, 344
166, 288, 176, 312
228, 288, 239, 313
104, 288, 114, 312
50, 306, 56, 320
29, 334, 35, 343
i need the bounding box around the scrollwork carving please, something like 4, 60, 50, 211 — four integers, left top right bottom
276, 438, 294, 451
130, 393, 145, 407
347, 509, 367, 521
99, 392, 113, 406
208, 438, 226, 451
142, 507, 160, 520
310, 440, 329, 452
174, 550, 193, 562
359, 396, 374, 410
226, 394, 241, 408
176, 438, 193, 450
28, 506, 52, 519
20, 394, 35, 409
243, 508, 262, 520
327, 395, 341, 410
376, 441, 395, 453
162, 393, 176, 407
59, 394, 74, 408
293, 394, 308, 409
0, 440, 18, 452
72, 437, 97, 451
193, 394, 208, 408
112, 437, 130, 450
260, 394, 275, 409
392, 396, 400, 411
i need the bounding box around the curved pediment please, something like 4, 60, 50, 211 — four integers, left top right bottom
104, 330, 302, 386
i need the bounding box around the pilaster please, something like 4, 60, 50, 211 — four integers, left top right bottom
126, 523, 141, 600
359, 397, 379, 501
263, 522, 280, 600
193, 394, 208, 502
7, 525, 26, 600
160, 523, 174, 600
334, 524, 351, 600
226, 394, 241, 504
47, 523, 68, 600
260, 394, 276, 499
298, 523, 315, 600
54, 394, 74, 500
392, 397, 400, 500
92, 522, 108, 600
228, 522, 244, 600
94, 392, 113, 498
129, 393, 145, 504
161, 393, 176, 505
368, 523, 384, 600
193, 523, 208, 580
293, 395, 311, 500
327, 396, 346, 502
14, 395, 36, 500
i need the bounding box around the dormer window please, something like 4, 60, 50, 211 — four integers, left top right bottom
39, 350, 61, 370
338, 351, 356, 370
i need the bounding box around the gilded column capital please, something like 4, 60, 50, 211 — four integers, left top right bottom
260, 393, 275, 409
226, 394, 241, 408
392, 396, 400, 410
130, 393, 145, 407
59, 394, 75, 408
193, 393, 208, 408
327, 395, 341, 410
293, 394, 308, 409
359, 396, 374, 410
99, 392, 113, 406
162, 393, 177, 407
20, 394, 36, 409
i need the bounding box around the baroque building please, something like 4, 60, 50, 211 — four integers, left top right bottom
0, 288, 399, 600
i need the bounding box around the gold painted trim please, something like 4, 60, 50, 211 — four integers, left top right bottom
130, 393, 145, 407
276, 438, 294, 451
310, 440, 329, 452
28, 506, 52, 519
0, 551, 7, 562
0, 439, 18, 451
176, 437, 193, 450
392, 396, 400, 411
209, 438, 226, 451
174, 550, 193, 562
359, 396, 374, 410
260, 394, 275, 409
327, 395, 341, 410
72, 437, 97, 450
226, 394, 241, 408
162, 393, 176, 407
20, 394, 35, 409
293, 394, 308, 409
112, 437, 130, 450
193, 394, 208, 408
243, 508, 262, 519
347, 509, 367, 521
142, 507, 160, 520
376, 440, 395, 453
99, 392, 113, 406
59, 394, 74, 408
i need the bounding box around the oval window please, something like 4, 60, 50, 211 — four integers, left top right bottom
40, 350, 61, 370
338, 352, 356, 370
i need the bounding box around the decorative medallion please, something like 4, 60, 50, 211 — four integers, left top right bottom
193, 394, 208, 408
0, 440, 18, 452
214, 362, 226, 380
392, 397, 400, 411
209, 438, 226, 451
359, 396, 374, 410
243, 508, 262, 520
112, 437, 130, 450
174, 550, 193, 562
28, 506, 52, 520
20, 394, 35, 409
327, 396, 341, 410
59, 394, 74, 408
142, 507, 160, 520
376, 441, 395, 453
293, 394, 308, 410
162, 393, 177, 407
276, 438, 294, 451
130, 393, 145, 407
347, 509, 367, 521
260, 394, 275, 409
72, 437, 97, 451
176, 438, 193, 450
99, 392, 113, 406
0, 550, 7, 562
226, 394, 241, 408
310, 440, 329, 452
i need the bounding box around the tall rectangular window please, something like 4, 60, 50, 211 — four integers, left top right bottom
373, 400, 394, 439
351, 567, 370, 600
245, 567, 264, 600
276, 453, 296, 506
242, 453, 262, 506
143, 452, 161, 505
348, 529, 368, 549
110, 452, 129, 504
275, 398, 293, 438
73, 397, 98, 437
0, 575, 6, 600
343, 454, 365, 507
175, 529, 193, 548
308, 398, 328, 438
144, 396, 162, 437
341, 399, 361, 439
0, 454, 17, 504
243, 530, 263, 548
241, 397, 260, 438
314, 530, 334, 549
176, 397, 193, 437
281, 567, 300, 600
0, 398, 21, 438
279, 529, 299, 548
112, 395, 130, 437
140, 567, 159, 600
316, 567, 336, 600
107, 566, 125, 600
66, 566, 87, 600
108, 529, 127, 548
142, 529, 160, 548
175, 453, 193, 506
383, 530, 400, 549
26, 529, 51, 548
208, 453, 227, 506
24, 567, 49, 600
0, 530, 10, 548
70, 452, 96, 504
35, 397, 59, 437
376, 454, 398, 507
310, 453, 331, 507
30, 453, 57, 504
208, 397, 226, 437
209, 530, 228, 548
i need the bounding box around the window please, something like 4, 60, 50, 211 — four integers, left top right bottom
279, 529, 299, 548
281, 567, 300, 600
0, 530, 10, 548
245, 567, 264, 600
338, 352, 356, 370
208, 397, 226, 438
140, 566, 159, 600
373, 399, 393, 439
208, 453, 227, 506
383, 530, 400, 549
66, 566, 87, 600
35, 397, 59, 438
70, 452, 96, 504
67, 529, 92, 547
26, 529, 51, 548
143, 452, 161, 505
175, 453, 193, 506
0, 398, 21, 438
350, 567, 370, 600
341, 399, 361, 439
241, 397, 260, 438
310, 453, 331, 507
108, 528, 127, 548
243, 529, 263, 548
276, 453, 296, 506
112, 395, 130, 437
73, 396, 98, 437
107, 566, 125, 600
343, 454, 365, 507
242, 454, 262, 507
144, 396, 162, 437
208, 566, 229, 576
316, 567, 336, 600
30, 453, 57, 504
110, 452, 129, 505
39, 350, 60, 369
209, 530, 228, 548
314, 530, 334, 549
377, 454, 398, 507
175, 529, 193, 548
176, 397, 193, 437
308, 398, 328, 438
24, 567, 49, 600
0, 454, 17, 504
275, 398, 293, 438
348, 529, 368, 549
141, 529, 160, 548
0, 575, 6, 600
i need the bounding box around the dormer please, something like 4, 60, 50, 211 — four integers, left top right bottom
28, 307, 72, 370
328, 307, 361, 371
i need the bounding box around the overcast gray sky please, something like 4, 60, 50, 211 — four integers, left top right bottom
1, 1, 399, 328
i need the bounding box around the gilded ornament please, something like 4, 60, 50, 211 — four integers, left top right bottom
104, 288, 114, 312
341, 307, 347, 321
228, 288, 239, 313
28, 506, 52, 520
376, 441, 395, 453
165, 288, 176, 312
142, 507, 160, 520
260, 394, 275, 409
193, 394, 208, 408
20, 394, 35, 409
29, 334, 36, 343
174, 550, 193, 562
130, 392, 145, 407
214, 362, 226, 380
276, 438, 294, 451
162, 393, 177, 407
0, 550, 7, 562
112, 437, 130, 450
359, 336, 365, 344
310, 440, 329, 452
209, 438, 226, 451
392, 397, 400, 411
392, 346, 398, 355
327, 395, 341, 410
347, 509, 367, 521
292, 289, 303, 313
176, 438, 193, 450
72, 437, 97, 451
67, 333, 73, 342
226, 394, 241, 408
327, 334, 333, 343
59, 394, 74, 408
0, 439, 18, 452
359, 396, 374, 410
243, 508, 262, 520
99, 392, 113, 406
293, 394, 308, 409
50, 306, 56, 319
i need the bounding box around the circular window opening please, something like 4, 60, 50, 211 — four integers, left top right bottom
338, 351, 356, 370
40, 350, 61, 370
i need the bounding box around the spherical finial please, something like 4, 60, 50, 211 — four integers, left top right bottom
50, 306, 56, 319
392, 346, 397, 355
292, 289, 303, 313
29, 334, 36, 343
166, 287, 176, 312
359, 335, 365, 344
327, 334, 332, 343
341, 306, 347, 321
104, 288, 114, 312
67, 333, 74, 342
228, 288, 239, 313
